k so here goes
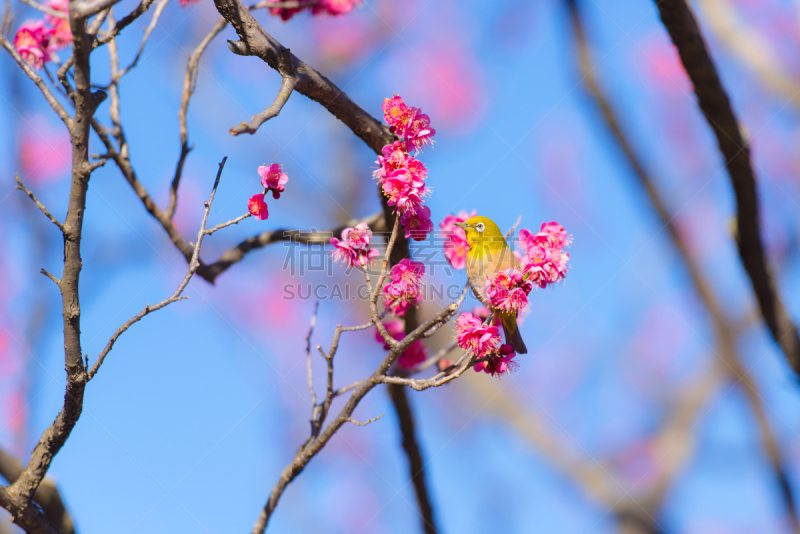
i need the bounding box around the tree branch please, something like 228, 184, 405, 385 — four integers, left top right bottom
4, 0, 102, 519
0, 447, 75, 534
386, 384, 438, 534
654, 0, 800, 376
88, 157, 228, 380
169, 16, 228, 219
15, 175, 66, 233
230, 47, 297, 135
569, 1, 800, 530
212, 0, 394, 152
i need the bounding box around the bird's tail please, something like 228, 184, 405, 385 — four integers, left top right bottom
500, 312, 527, 354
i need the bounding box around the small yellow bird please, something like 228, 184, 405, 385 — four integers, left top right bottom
454, 216, 528, 354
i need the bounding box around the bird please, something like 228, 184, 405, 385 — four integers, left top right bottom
454, 216, 528, 354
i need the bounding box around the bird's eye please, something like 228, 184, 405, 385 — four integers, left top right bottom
476, 223, 485, 233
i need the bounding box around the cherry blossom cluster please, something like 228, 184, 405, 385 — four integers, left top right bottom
454, 311, 518, 377
13, 0, 72, 70
383, 258, 424, 316
330, 222, 379, 269
374, 96, 436, 242
268, 0, 360, 20
517, 221, 571, 289
247, 163, 289, 221
373, 319, 427, 369
439, 210, 475, 269
484, 268, 533, 314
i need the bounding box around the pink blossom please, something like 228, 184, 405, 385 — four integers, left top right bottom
271, 0, 359, 19
44, 0, 71, 50
14, 20, 51, 70
517, 221, 571, 289
383, 95, 413, 129
398, 340, 427, 369
471, 306, 490, 321
330, 222, 379, 269
248, 193, 269, 220
258, 163, 288, 199
180, 0, 201, 7
474, 344, 517, 377
381, 95, 436, 153
381, 165, 428, 215
400, 108, 436, 153
315, 0, 360, 16
373, 320, 428, 369
439, 210, 475, 269
400, 205, 433, 242
455, 312, 500, 358
485, 269, 532, 313
373, 141, 408, 183
384, 258, 425, 314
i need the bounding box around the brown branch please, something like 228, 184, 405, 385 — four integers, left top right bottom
569, 1, 800, 530
305, 302, 319, 407
40, 269, 61, 287
114, 0, 168, 79
212, 0, 393, 152
169, 16, 228, 219
88, 158, 228, 380
0, 36, 73, 128
3, 2, 102, 522
386, 384, 438, 534
251, 297, 461, 533
0, 447, 75, 534
72, 0, 124, 19
230, 47, 297, 135
17, 0, 66, 18
654, 0, 800, 375
345, 414, 384, 426
695, 0, 800, 110
15, 175, 66, 233
197, 212, 385, 283
204, 212, 251, 236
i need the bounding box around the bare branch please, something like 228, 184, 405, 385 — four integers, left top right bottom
386, 384, 438, 534
0, 447, 75, 534
73, 0, 124, 19
114, 0, 168, 79
198, 212, 384, 283
346, 413, 384, 426
170, 16, 228, 219
654, 0, 800, 375
204, 212, 251, 235
0, 36, 73, 128
212, 0, 394, 152
17, 0, 66, 18
15, 175, 65, 232
230, 47, 297, 135
569, 1, 800, 529
305, 301, 319, 406
252, 297, 462, 533
40, 269, 61, 287
4, 5, 101, 517
88, 157, 228, 380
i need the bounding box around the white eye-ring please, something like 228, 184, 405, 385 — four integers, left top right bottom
475, 222, 485, 233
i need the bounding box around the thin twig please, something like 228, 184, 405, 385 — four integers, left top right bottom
305, 301, 319, 406
1, 36, 73, 128
169, 16, 228, 219
346, 414, 384, 426
15, 175, 65, 232
230, 47, 297, 135
204, 212, 251, 235
87, 157, 228, 380
16, 0, 66, 18
40, 269, 61, 287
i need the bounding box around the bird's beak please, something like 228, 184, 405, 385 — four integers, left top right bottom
453, 222, 469, 229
